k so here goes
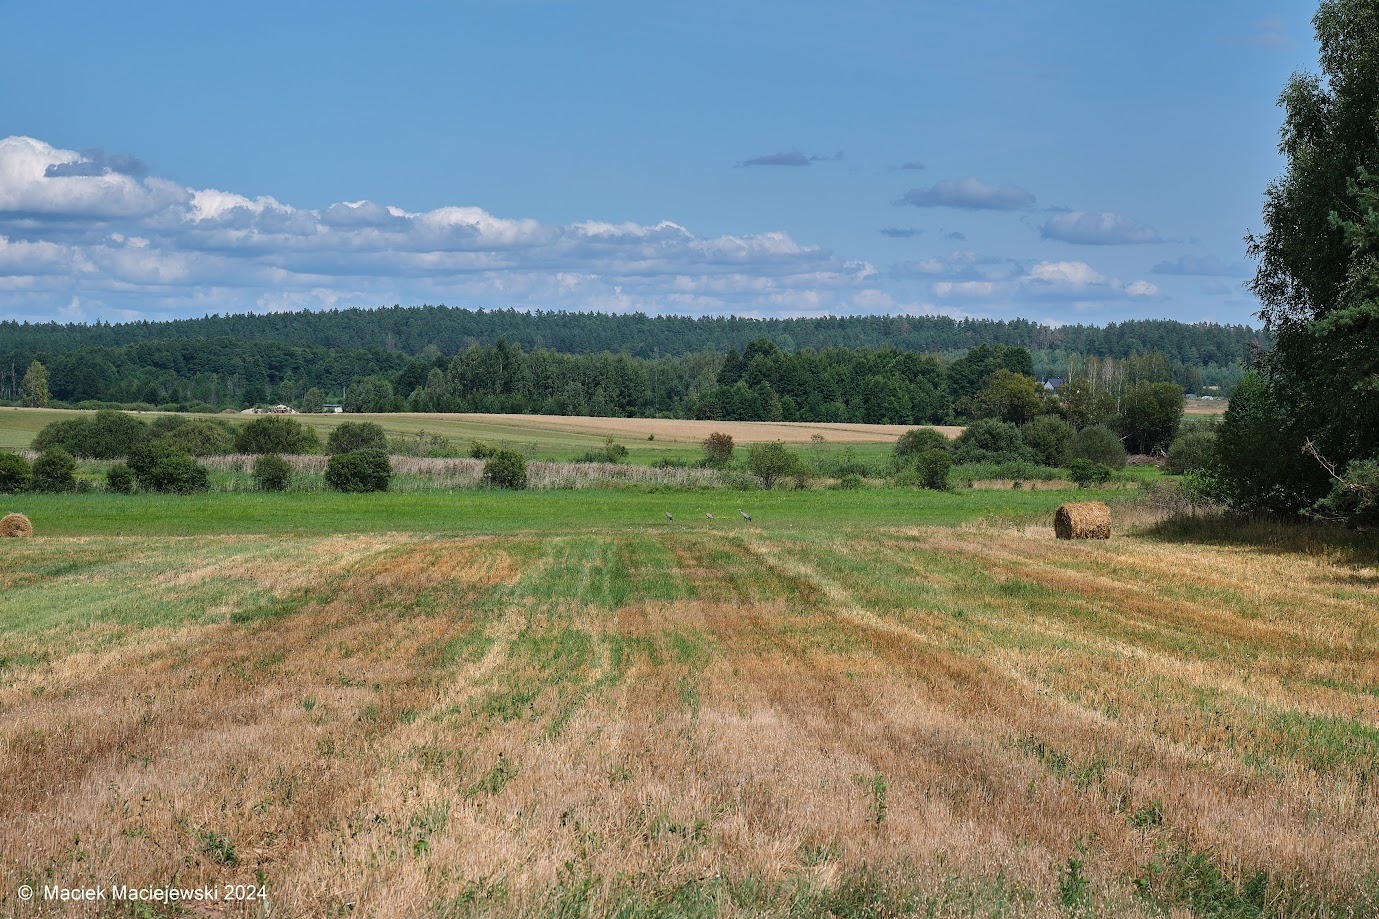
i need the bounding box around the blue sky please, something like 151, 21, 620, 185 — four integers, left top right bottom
0, 1, 1313, 328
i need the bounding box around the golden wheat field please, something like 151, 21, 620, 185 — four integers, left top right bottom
1, 518, 1377, 917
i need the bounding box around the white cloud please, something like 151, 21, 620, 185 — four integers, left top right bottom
927, 258, 1161, 304
1039, 211, 1162, 245
0, 136, 186, 219
1028, 260, 1105, 286
933, 280, 997, 298
188, 187, 292, 222
0, 134, 893, 321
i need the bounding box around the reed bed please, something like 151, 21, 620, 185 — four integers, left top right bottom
200, 454, 727, 491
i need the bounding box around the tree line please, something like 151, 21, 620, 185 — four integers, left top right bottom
2, 307, 1258, 385
8, 334, 1205, 431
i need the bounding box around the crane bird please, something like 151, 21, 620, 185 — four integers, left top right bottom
705, 512, 715, 520
739, 510, 752, 521
665, 512, 673, 522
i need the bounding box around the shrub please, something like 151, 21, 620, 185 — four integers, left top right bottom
914, 449, 953, 490
1164, 430, 1217, 475
30, 418, 85, 453
833, 472, 864, 490
32, 409, 149, 458
253, 454, 293, 492
576, 437, 630, 464
1209, 372, 1325, 513
1309, 458, 1379, 528
469, 440, 499, 459
141, 454, 209, 494
893, 428, 950, 465
156, 418, 237, 455
1021, 415, 1075, 467
127, 441, 179, 481
148, 414, 189, 438
1067, 424, 1127, 469
702, 432, 735, 468
0, 452, 31, 493
389, 430, 454, 457
746, 441, 806, 490
602, 437, 629, 463
106, 463, 136, 493
327, 421, 389, 455
820, 454, 872, 478
30, 447, 77, 492
951, 418, 1034, 465
325, 449, 392, 492
1068, 458, 1114, 487
482, 450, 528, 489
235, 416, 321, 455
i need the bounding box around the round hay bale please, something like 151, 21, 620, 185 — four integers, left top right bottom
0, 513, 33, 538
1054, 502, 1110, 540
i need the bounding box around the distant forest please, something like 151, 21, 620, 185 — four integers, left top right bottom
0, 307, 1264, 424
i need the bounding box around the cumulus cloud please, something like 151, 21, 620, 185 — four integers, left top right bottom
1150, 254, 1249, 276
1027, 260, 1104, 286
0, 136, 186, 219
0, 135, 891, 321
898, 177, 1035, 210
1023, 260, 1159, 299
932, 280, 997, 298
921, 256, 1160, 303
1039, 211, 1162, 245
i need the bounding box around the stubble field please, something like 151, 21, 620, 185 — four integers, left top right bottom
1, 496, 1376, 917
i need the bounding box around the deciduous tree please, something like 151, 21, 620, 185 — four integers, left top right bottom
1228, 0, 1379, 510
20, 361, 49, 408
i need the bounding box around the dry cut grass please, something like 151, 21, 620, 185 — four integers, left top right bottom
1, 523, 1376, 916
376, 411, 957, 443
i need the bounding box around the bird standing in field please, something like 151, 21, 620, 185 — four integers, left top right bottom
665, 512, 674, 522
705, 512, 715, 520
739, 510, 752, 521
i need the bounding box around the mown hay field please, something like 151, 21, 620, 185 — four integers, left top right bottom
1183, 399, 1228, 416
1, 497, 1376, 917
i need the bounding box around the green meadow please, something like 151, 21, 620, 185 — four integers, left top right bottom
2, 484, 1121, 537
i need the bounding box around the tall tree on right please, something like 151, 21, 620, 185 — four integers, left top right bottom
1225, 0, 1379, 511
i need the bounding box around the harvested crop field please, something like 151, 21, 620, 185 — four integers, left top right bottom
1183, 399, 1228, 416
2, 521, 1376, 916
374, 412, 956, 443
0, 406, 950, 458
